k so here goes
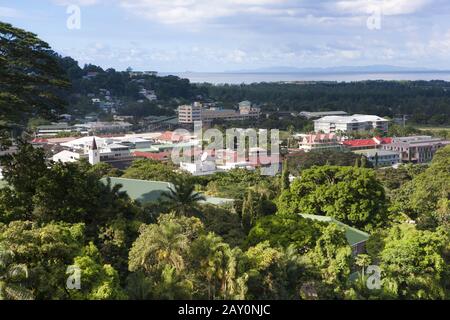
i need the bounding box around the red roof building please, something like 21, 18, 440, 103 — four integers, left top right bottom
31, 138, 48, 144
342, 137, 392, 150
156, 131, 191, 143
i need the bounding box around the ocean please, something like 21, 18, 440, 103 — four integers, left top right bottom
159, 71, 450, 85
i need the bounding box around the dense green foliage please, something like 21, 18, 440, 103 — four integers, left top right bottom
390, 145, 450, 229
56, 56, 203, 118
202, 81, 450, 125
0, 22, 68, 125
246, 213, 323, 252
1, 21, 450, 300
122, 159, 180, 182
161, 177, 206, 217
287, 150, 372, 174
202, 169, 279, 200
278, 166, 388, 231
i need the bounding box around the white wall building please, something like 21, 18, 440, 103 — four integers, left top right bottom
180, 161, 218, 176
314, 115, 389, 133
55, 137, 132, 165
61, 136, 111, 151
52, 150, 83, 163
353, 149, 401, 167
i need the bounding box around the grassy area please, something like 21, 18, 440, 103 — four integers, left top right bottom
410, 125, 450, 139
413, 125, 450, 132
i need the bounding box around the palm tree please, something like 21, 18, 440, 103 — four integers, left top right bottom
162, 177, 206, 217
0, 247, 33, 300
355, 254, 372, 281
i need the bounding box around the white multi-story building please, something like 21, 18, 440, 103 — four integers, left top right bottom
314, 115, 389, 133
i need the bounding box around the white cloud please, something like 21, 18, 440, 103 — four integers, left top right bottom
0, 6, 21, 18
334, 0, 433, 16
52, 0, 101, 6
407, 30, 450, 59
118, 0, 303, 24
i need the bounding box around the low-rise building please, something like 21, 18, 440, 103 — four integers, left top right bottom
55, 137, 132, 163
61, 136, 110, 151
300, 111, 348, 119
74, 122, 132, 134
115, 137, 151, 149
142, 116, 178, 131
156, 131, 194, 144
99, 143, 131, 162
353, 149, 400, 167
342, 137, 392, 151
180, 158, 218, 176
298, 133, 342, 152
238, 101, 261, 118
113, 115, 134, 122
52, 150, 83, 163
36, 123, 80, 137
314, 114, 389, 133
382, 136, 450, 163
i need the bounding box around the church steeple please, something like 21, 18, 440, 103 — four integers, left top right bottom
92, 137, 98, 150
88, 137, 100, 165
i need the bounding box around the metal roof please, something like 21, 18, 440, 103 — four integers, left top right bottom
101, 177, 234, 206
299, 214, 370, 246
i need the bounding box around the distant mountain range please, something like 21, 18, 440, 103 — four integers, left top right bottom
227, 65, 443, 74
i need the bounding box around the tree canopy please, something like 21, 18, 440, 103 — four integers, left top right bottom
0, 22, 68, 125
277, 166, 388, 231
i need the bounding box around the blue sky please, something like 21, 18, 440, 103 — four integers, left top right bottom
2, 0, 450, 72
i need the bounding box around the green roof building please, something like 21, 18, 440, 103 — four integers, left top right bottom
300, 214, 370, 255
101, 177, 234, 206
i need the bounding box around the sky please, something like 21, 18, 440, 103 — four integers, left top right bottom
2, 0, 450, 72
